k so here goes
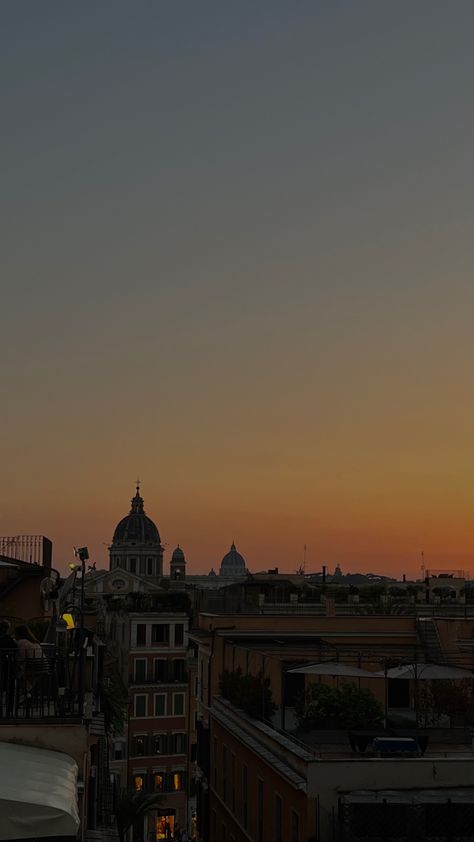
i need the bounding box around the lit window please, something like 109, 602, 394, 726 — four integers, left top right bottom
172, 771, 183, 791
133, 774, 144, 792
154, 773, 164, 792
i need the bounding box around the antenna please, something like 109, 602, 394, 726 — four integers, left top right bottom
421, 550, 425, 579
303, 544, 307, 574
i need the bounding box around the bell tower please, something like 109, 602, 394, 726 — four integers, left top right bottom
170, 546, 186, 581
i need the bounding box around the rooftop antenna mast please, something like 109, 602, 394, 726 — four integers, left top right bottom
421, 550, 425, 580
303, 544, 307, 574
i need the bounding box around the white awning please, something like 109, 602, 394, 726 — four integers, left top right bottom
0, 741, 80, 839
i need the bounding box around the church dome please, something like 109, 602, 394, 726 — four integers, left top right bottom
112, 486, 161, 546
219, 542, 246, 577
171, 545, 185, 562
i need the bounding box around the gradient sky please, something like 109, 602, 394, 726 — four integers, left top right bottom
1, 1, 474, 578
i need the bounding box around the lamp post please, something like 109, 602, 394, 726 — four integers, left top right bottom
74, 546, 89, 717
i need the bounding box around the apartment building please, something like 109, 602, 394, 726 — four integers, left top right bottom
128, 611, 189, 839
190, 611, 474, 842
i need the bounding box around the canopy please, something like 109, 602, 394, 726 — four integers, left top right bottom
0, 741, 79, 839
288, 661, 378, 678
383, 663, 473, 680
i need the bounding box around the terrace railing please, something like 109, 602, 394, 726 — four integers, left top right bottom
0, 646, 81, 720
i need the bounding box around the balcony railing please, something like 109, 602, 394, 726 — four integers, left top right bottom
129, 672, 188, 686
0, 647, 81, 720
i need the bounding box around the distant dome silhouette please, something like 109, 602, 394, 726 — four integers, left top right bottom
112, 485, 161, 546
219, 542, 246, 577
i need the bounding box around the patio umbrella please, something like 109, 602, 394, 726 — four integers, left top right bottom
376, 662, 473, 726
288, 661, 377, 678
383, 663, 473, 680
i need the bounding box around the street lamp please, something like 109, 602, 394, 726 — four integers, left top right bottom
74, 547, 89, 716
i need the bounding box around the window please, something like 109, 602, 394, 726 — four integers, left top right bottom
113, 741, 124, 761
231, 753, 236, 813
173, 693, 185, 715
172, 733, 186, 754
130, 557, 136, 573
139, 558, 146, 576
154, 659, 167, 682
171, 771, 184, 791
257, 778, 264, 842
131, 735, 146, 757
134, 695, 147, 717
242, 764, 248, 829
134, 659, 146, 682
133, 774, 144, 792
136, 624, 146, 646
152, 624, 169, 644
173, 659, 186, 682
275, 794, 282, 842
154, 694, 166, 716
147, 557, 153, 576
154, 772, 164, 792
152, 733, 167, 755
174, 624, 184, 646
213, 737, 218, 788
291, 810, 300, 842
223, 745, 227, 802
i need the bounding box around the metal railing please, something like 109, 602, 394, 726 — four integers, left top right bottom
0, 647, 81, 720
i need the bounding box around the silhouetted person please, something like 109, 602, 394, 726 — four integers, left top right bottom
15, 624, 42, 660
15, 625, 42, 700
0, 621, 17, 715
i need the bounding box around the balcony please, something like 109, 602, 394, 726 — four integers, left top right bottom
129, 664, 188, 686
0, 647, 84, 721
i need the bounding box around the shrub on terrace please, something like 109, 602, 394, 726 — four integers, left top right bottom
295, 681, 383, 731
219, 667, 276, 722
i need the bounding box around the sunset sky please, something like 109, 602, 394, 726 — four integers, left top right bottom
2, 2, 474, 578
